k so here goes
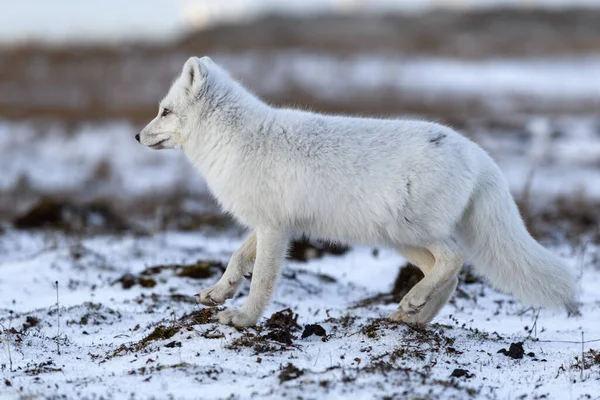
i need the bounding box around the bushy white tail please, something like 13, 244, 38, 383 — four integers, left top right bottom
459, 164, 578, 313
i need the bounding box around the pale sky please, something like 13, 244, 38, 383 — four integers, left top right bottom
0, 0, 183, 44
0, 0, 598, 45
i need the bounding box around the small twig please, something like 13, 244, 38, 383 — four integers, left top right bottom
1, 311, 14, 372
535, 310, 538, 339
56, 281, 61, 355
313, 348, 321, 367
526, 308, 541, 340
517, 306, 536, 317
581, 332, 585, 381
534, 338, 600, 344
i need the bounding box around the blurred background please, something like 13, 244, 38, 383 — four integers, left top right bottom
1, 0, 599, 240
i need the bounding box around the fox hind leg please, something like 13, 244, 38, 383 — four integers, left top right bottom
390, 241, 462, 326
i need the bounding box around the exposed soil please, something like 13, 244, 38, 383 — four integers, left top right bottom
114, 260, 224, 290
498, 342, 526, 359
288, 238, 350, 262
302, 324, 327, 339
353, 263, 424, 308
13, 197, 130, 234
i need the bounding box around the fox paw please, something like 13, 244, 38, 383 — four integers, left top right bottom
217, 308, 258, 327
197, 283, 236, 306
388, 310, 427, 328
399, 294, 428, 316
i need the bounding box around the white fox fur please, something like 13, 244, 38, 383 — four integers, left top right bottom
138, 56, 578, 327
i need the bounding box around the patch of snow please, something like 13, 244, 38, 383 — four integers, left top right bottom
0, 230, 598, 399
0, 120, 206, 199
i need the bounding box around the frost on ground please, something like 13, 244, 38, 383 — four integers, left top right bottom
0, 227, 599, 399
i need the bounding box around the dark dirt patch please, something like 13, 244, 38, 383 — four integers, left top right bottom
573, 349, 600, 370
13, 197, 130, 233
354, 263, 424, 308
498, 342, 525, 359
226, 309, 302, 352
266, 308, 301, 331
228, 332, 283, 353
325, 315, 358, 331
114, 260, 224, 289
302, 324, 327, 339
128, 362, 197, 377
115, 273, 140, 289
147, 260, 224, 279
450, 368, 474, 379
361, 318, 400, 339
138, 277, 157, 288
360, 323, 457, 365
22, 316, 40, 332
24, 360, 62, 375
160, 212, 235, 233
176, 263, 220, 279
279, 363, 304, 383
265, 329, 295, 345
388, 345, 427, 361
391, 263, 425, 302
110, 309, 222, 359
165, 341, 182, 348
137, 325, 180, 351
592, 351, 600, 366
264, 308, 301, 345
78, 312, 104, 326
288, 238, 350, 262
179, 308, 219, 326
114, 308, 218, 355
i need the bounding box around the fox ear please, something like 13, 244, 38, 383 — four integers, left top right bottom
182, 57, 207, 94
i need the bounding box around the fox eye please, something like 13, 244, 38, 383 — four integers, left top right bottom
161, 108, 171, 117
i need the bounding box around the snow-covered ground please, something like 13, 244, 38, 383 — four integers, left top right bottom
2, 8, 600, 397
1, 112, 600, 398
0, 229, 599, 399
0, 121, 205, 200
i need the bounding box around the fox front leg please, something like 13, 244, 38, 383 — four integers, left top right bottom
217, 228, 288, 327
197, 231, 257, 306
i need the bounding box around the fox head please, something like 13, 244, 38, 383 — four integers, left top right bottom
136, 56, 216, 150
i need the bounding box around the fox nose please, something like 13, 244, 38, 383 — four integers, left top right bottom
135, 133, 140, 142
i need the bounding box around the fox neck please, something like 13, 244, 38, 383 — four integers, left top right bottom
182, 78, 273, 213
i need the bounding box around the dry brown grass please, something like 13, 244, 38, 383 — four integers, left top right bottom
2, 9, 600, 125
518, 194, 600, 245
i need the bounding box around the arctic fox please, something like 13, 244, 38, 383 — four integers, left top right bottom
137, 56, 578, 327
